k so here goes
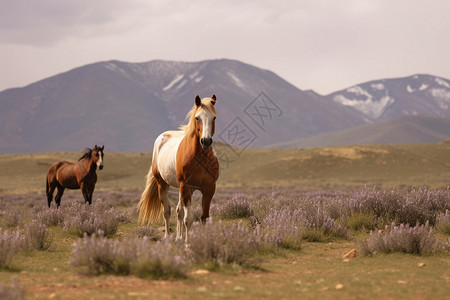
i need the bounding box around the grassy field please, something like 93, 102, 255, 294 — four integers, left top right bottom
1, 142, 450, 194
0, 143, 449, 299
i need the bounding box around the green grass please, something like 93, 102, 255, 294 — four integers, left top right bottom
1, 142, 450, 193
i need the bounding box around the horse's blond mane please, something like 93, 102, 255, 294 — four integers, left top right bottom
180, 97, 216, 137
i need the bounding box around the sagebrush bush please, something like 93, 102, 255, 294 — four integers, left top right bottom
211, 193, 253, 219
350, 187, 450, 227
63, 200, 124, 237
24, 220, 53, 250
303, 204, 349, 240
70, 231, 188, 279
436, 210, 450, 235
187, 221, 260, 268
0, 277, 25, 300
131, 238, 188, 279
4, 209, 22, 227
71, 231, 133, 275
0, 229, 24, 269
259, 207, 304, 249
34, 208, 64, 226
361, 222, 449, 255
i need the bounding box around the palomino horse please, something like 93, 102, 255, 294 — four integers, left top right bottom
46, 145, 104, 207
138, 95, 219, 241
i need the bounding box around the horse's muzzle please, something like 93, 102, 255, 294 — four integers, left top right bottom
99, 165, 104, 170
201, 137, 213, 149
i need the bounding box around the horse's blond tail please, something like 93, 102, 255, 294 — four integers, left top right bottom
138, 171, 163, 225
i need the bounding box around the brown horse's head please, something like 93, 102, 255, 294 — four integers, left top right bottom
183, 95, 217, 149
92, 145, 104, 170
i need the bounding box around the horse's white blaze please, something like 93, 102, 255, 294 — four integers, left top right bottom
195, 108, 215, 141
96, 151, 103, 168
154, 131, 184, 188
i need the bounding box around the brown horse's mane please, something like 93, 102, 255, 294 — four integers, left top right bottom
78, 148, 93, 161
180, 97, 216, 137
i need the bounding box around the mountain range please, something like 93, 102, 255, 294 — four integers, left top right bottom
1, 59, 449, 153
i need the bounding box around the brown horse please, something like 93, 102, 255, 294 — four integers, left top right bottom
46, 145, 104, 207
138, 95, 219, 242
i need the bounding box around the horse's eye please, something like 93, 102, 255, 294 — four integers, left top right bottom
213, 117, 216, 120
195, 117, 199, 121
96, 153, 99, 157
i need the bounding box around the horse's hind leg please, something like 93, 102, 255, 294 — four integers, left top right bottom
158, 182, 170, 237
55, 186, 65, 208
46, 179, 56, 208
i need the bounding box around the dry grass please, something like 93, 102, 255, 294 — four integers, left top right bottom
1, 143, 450, 193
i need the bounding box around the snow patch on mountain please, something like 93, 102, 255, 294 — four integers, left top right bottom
227, 72, 247, 90
176, 79, 188, 90
429, 88, 450, 109
371, 83, 385, 90
435, 77, 450, 88
419, 84, 429, 91
163, 74, 184, 91
333, 86, 394, 119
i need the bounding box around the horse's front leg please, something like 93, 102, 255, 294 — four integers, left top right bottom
80, 183, 90, 205
176, 197, 184, 240
201, 184, 216, 224
178, 181, 193, 242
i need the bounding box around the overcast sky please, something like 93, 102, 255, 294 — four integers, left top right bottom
1, 0, 449, 95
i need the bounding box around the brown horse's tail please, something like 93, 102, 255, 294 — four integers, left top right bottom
138, 171, 163, 225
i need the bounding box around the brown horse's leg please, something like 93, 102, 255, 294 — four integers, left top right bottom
55, 185, 65, 208
46, 178, 56, 208
201, 184, 216, 224
80, 183, 91, 205
87, 184, 95, 206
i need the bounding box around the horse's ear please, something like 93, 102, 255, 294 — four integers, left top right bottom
211, 94, 216, 105
195, 95, 201, 107
94, 145, 98, 150
101, 145, 104, 151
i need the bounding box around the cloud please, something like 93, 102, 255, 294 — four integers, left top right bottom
0, 0, 140, 45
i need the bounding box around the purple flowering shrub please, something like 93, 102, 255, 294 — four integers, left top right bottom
70, 231, 188, 279
258, 207, 304, 249
361, 221, 449, 255
211, 193, 253, 219
248, 192, 348, 241
0, 229, 25, 269
0, 277, 25, 300
3, 209, 22, 228
131, 238, 188, 279
187, 220, 261, 268
344, 187, 450, 227
63, 200, 126, 237
34, 207, 65, 227
436, 210, 450, 235
24, 219, 53, 250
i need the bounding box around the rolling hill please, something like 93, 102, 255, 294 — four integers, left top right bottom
270, 116, 450, 148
